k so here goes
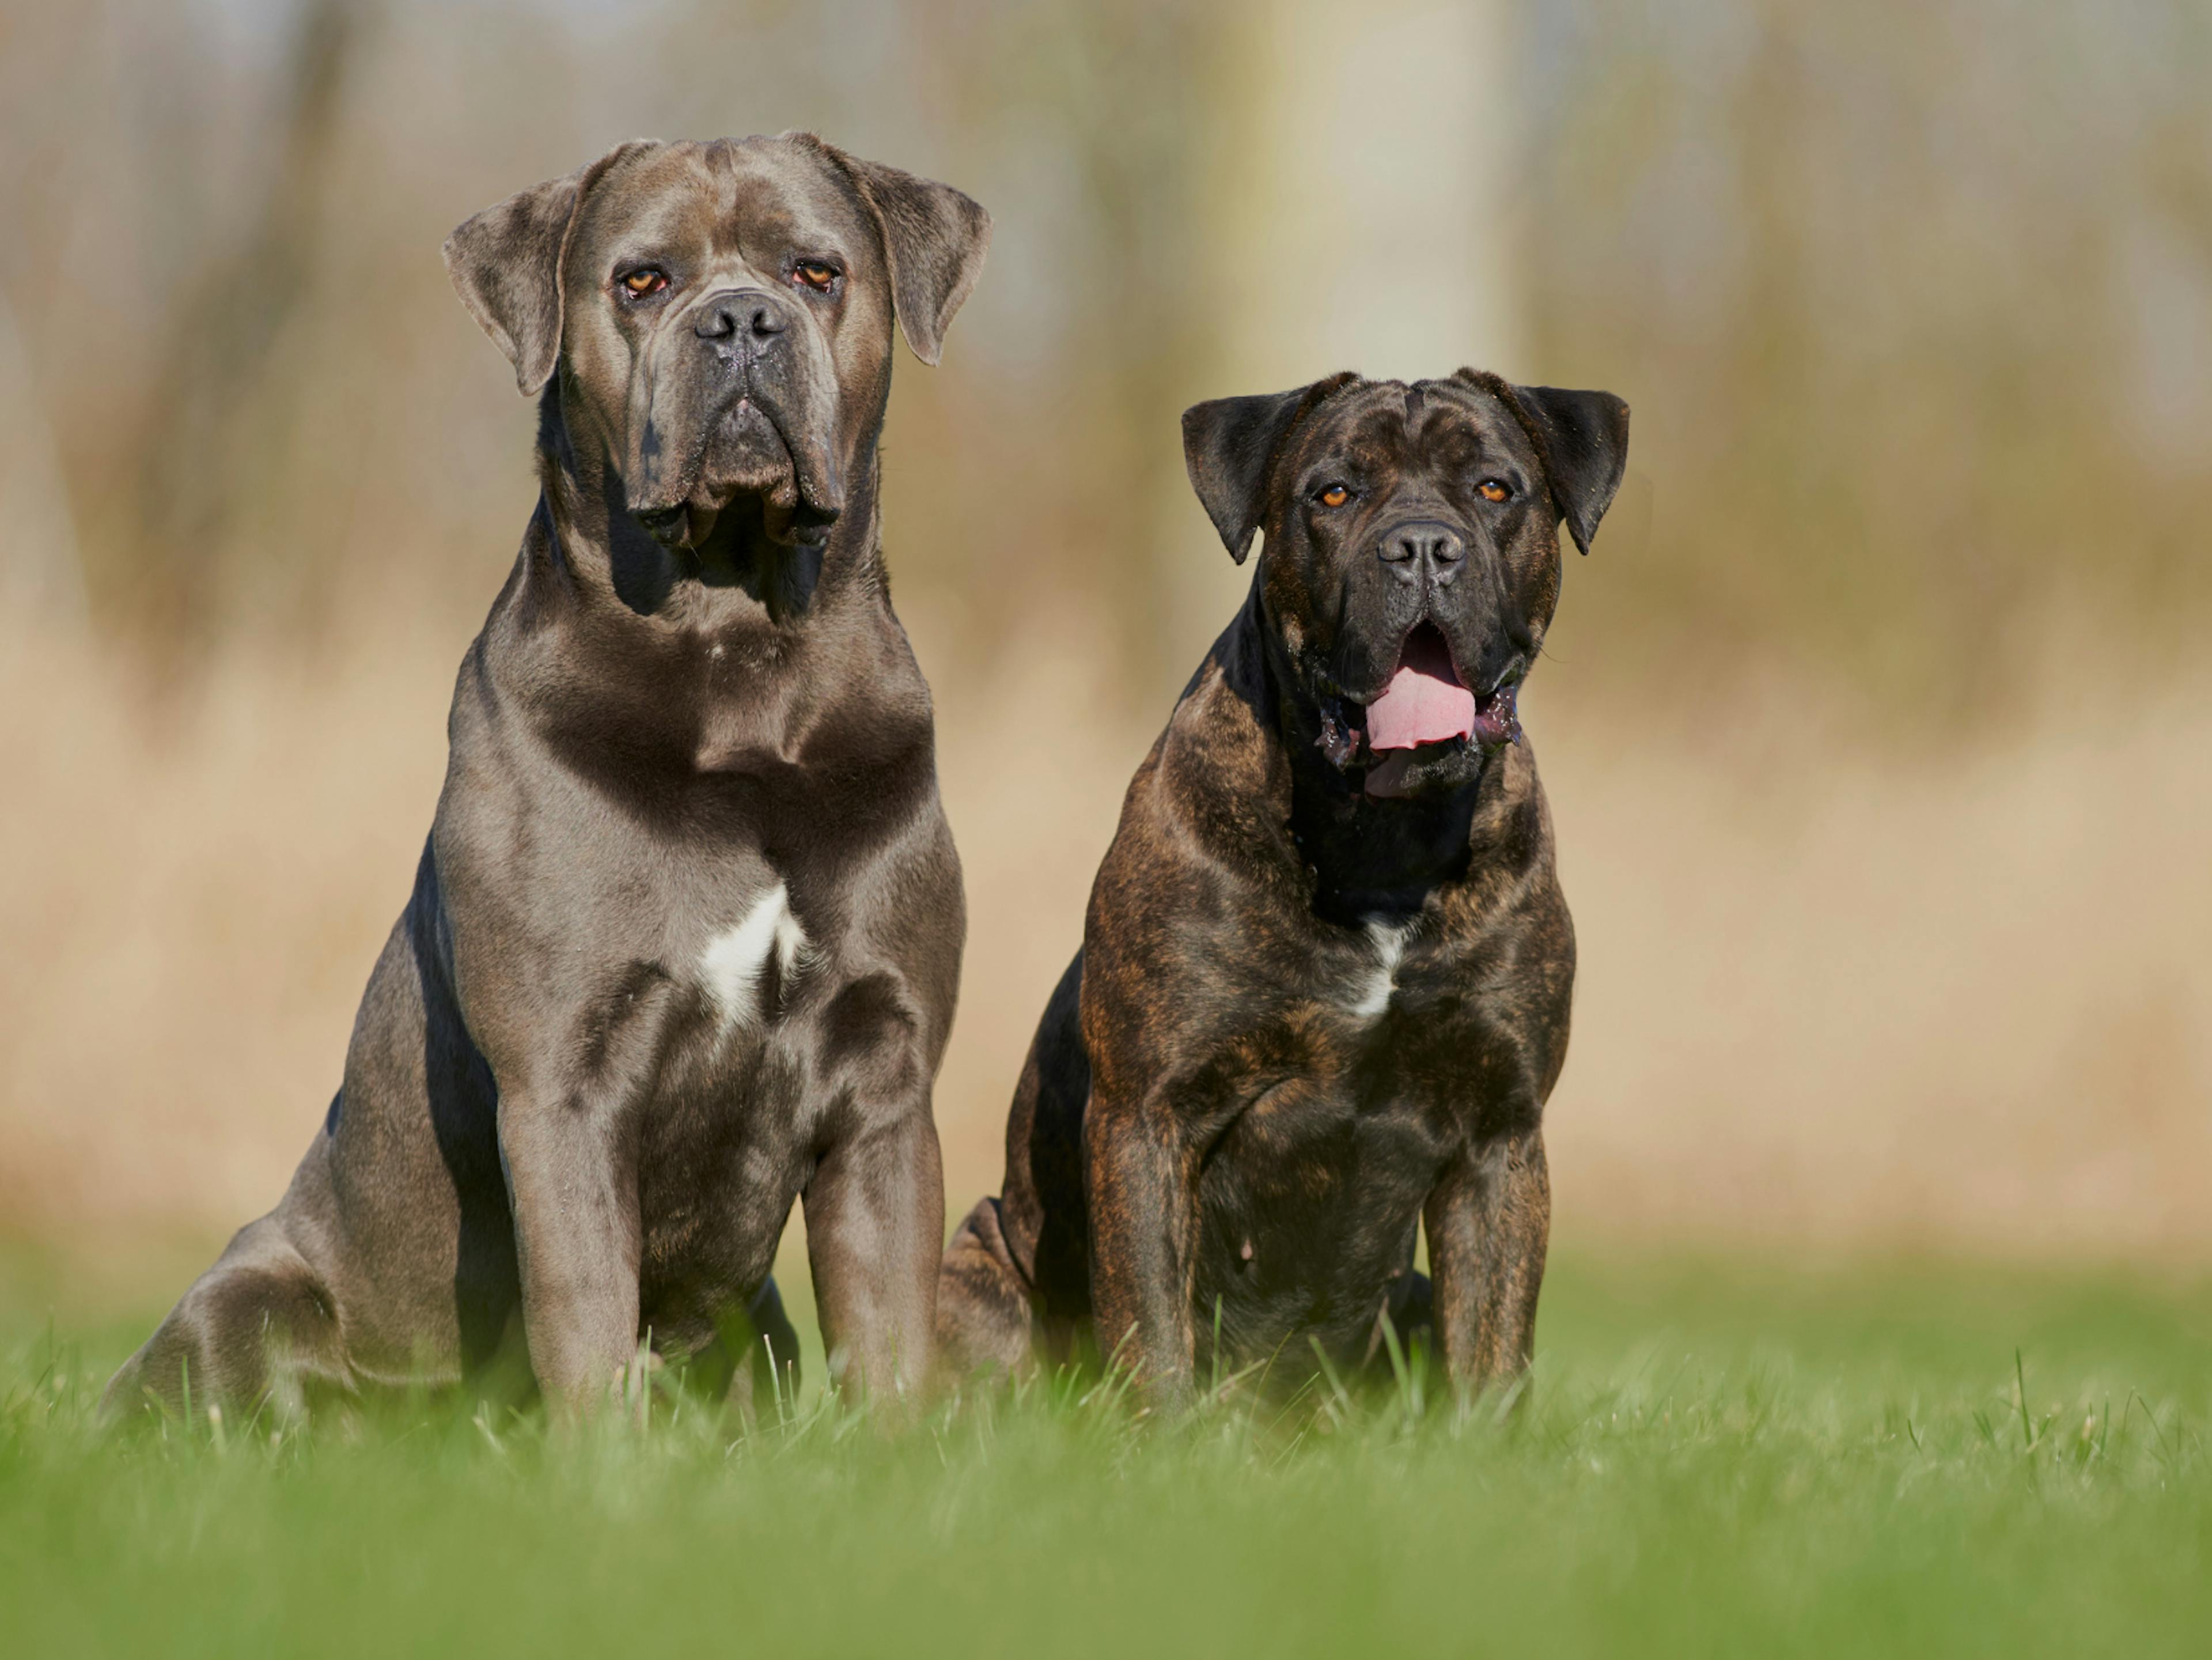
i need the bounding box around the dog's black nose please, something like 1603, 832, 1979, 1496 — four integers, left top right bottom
694, 289, 787, 345
1376, 521, 1465, 585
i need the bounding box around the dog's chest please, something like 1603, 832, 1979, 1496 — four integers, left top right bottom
1259, 912, 1490, 1131
1328, 916, 1421, 1025
1192, 916, 1458, 1184
691, 880, 810, 1036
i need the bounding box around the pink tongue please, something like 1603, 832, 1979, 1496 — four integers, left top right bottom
1365, 633, 1476, 751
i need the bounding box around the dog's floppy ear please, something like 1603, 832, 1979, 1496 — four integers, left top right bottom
809, 138, 991, 367
1459, 370, 1630, 555
1182, 375, 1358, 564
444, 141, 655, 396
1511, 384, 1630, 554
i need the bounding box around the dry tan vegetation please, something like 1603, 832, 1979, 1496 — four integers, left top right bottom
5, 602, 2205, 1273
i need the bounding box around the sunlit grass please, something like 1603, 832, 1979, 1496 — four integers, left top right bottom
1, 1254, 2205, 1658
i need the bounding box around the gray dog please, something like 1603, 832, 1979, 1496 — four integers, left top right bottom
103, 135, 990, 1423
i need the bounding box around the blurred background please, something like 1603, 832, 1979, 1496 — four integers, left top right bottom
1, 0, 2206, 1302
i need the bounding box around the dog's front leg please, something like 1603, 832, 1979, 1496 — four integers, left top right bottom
804, 1108, 944, 1418
1084, 1094, 1198, 1413
497, 1094, 642, 1420
1424, 1122, 1550, 1404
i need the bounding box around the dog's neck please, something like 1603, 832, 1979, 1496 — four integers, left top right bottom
527, 383, 882, 633
1229, 577, 1490, 927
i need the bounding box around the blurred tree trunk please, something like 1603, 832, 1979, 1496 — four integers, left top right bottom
0, 289, 85, 631
1161, 0, 1524, 684
122, 0, 363, 663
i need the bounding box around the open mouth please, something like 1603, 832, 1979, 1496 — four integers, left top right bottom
1315, 622, 1522, 797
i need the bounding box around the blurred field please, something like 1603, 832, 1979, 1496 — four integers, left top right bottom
1, 0, 2209, 1282
5, 607, 2209, 1280
2, 1251, 2207, 1658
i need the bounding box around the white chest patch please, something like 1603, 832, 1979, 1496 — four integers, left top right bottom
1345, 918, 1413, 1020
700, 880, 808, 1034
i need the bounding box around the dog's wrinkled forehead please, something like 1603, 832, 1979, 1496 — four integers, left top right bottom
567, 139, 875, 290
1283, 378, 1541, 491
1183, 369, 1628, 568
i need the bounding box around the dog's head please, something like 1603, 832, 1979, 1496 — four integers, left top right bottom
1184, 370, 1628, 799
445, 134, 990, 553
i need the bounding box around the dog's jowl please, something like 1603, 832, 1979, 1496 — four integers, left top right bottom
939, 371, 1628, 1409
104, 136, 990, 1422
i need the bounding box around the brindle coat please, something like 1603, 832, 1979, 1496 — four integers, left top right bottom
939, 370, 1628, 1408
104, 135, 990, 1423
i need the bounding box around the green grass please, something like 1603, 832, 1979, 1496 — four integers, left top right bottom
2, 1251, 2206, 1658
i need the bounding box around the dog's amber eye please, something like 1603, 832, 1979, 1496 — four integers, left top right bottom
1315, 483, 1351, 509
619, 268, 668, 298
1476, 479, 1511, 504
794, 260, 839, 292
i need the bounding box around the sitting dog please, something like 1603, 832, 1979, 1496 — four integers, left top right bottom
104, 135, 990, 1421
938, 369, 1627, 1407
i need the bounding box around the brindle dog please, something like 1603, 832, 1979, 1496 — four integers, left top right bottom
938, 369, 1628, 1408
104, 135, 989, 1423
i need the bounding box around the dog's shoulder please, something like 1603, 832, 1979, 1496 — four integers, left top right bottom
1093, 634, 1300, 918
1431, 737, 1571, 966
